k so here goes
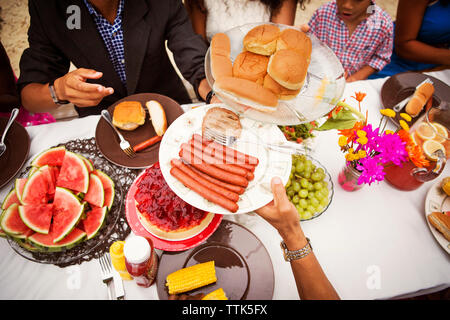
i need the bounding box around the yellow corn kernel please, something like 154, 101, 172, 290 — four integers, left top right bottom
166, 261, 217, 295
202, 288, 228, 300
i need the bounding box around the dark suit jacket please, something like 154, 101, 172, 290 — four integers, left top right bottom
17, 0, 208, 117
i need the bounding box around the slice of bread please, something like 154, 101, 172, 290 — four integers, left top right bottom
202, 107, 242, 139
146, 100, 167, 136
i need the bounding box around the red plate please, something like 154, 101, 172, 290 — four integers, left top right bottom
125, 167, 223, 251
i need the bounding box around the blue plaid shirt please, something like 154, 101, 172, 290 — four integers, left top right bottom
83, 0, 127, 85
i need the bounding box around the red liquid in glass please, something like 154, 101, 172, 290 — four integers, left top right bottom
383, 161, 424, 191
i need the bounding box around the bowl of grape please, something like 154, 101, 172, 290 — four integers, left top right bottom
286, 154, 334, 221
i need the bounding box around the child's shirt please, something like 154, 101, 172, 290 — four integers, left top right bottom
308, 1, 393, 76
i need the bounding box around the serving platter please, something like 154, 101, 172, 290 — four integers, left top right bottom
205, 22, 346, 126
158, 104, 292, 214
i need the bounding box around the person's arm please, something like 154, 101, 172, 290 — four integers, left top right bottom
394, 0, 450, 65
271, 0, 297, 25
255, 177, 340, 300
346, 65, 377, 82
0, 42, 20, 112
184, 0, 207, 41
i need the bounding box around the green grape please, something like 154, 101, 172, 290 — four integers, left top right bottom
292, 181, 301, 192
292, 195, 300, 204
316, 168, 325, 175
289, 173, 294, 180
311, 172, 321, 181
302, 211, 313, 220
298, 189, 308, 198
315, 191, 324, 200
313, 182, 323, 190
307, 183, 314, 191
299, 198, 308, 208
322, 181, 328, 188
303, 171, 311, 179
285, 179, 291, 188
295, 161, 305, 173
300, 178, 309, 188
322, 188, 329, 197
287, 189, 295, 198
295, 204, 302, 212
310, 197, 320, 208
320, 197, 329, 206
306, 205, 315, 213
316, 205, 324, 213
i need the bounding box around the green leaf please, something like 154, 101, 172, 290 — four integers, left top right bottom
317, 118, 358, 131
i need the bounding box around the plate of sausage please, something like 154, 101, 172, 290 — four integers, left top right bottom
158, 104, 292, 214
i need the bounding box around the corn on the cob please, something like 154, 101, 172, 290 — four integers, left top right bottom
166, 261, 217, 295
202, 288, 228, 300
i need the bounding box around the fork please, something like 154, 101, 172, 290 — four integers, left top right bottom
101, 110, 136, 158
203, 126, 308, 154
98, 253, 115, 300
0, 108, 19, 158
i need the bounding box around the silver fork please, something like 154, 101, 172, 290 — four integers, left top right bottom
101, 109, 136, 158
203, 126, 308, 154
0, 108, 19, 158
98, 253, 115, 300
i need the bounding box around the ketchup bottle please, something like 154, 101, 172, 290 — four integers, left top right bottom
123, 236, 159, 288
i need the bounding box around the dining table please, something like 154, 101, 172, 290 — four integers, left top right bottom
0, 70, 449, 300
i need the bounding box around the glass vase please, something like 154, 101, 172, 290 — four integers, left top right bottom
338, 164, 363, 192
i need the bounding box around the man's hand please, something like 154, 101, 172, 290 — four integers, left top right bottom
54, 68, 114, 107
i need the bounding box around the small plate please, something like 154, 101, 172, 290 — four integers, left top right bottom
205, 23, 346, 126
0, 117, 30, 189
95, 93, 184, 169
125, 166, 223, 252
424, 178, 450, 254
381, 72, 450, 127
158, 104, 292, 214
156, 220, 274, 300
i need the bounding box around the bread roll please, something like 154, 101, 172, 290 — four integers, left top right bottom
112, 101, 145, 131
243, 24, 280, 56
427, 211, 450, 241
267, 49, 308, 90
146, 100, 167, 136
263, 74, 300, 100
211, 33, 233, 79
232, 51, 269, 84
202, 107, 242, 139
405, 82, 435, 117
276, 28, 312, 62
214, 76, 278, 109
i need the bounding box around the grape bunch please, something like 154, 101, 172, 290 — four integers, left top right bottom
285, 154, 330, 220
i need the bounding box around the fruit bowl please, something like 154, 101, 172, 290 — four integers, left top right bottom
286, 154, 334, 221
4, 148, 124, 266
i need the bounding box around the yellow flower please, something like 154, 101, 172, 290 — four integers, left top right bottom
385, 130, 394, 135
399, 120, 410, 131
400, 113, 412, 122
356, 130, 366, 138
380, 109, 396, 118
357, 136, 368, 145
357, 150, 367, 158
348, 148, 354, 154
338, 136, 347, 147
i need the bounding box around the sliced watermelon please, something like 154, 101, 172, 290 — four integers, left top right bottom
0, 228, 6, 238
21, 166, 52, 205
82, 206, 107, 239
78, 155, 94, 173
41, 166, 56, 196
83, 174, 104, 208
15, 239, 41, 252
52, 187, 84, 243
2, 189, 19, 210
56, 151, 90, 193
15, 178, 28, 203
0, 204, 34, 239
93, 170, 115, 210
28, 227, 86, 251
18, 204, 53, 234
31, 146, 66, 167
28, 166, 39, 177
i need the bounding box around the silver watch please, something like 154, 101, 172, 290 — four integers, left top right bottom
49, 79, 70, 106
280, 238, 313, 262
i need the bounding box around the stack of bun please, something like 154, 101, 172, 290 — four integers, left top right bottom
211, 24, 311, 112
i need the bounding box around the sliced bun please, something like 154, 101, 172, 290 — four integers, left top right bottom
427, 211, 450, 241
214, 76, 278, 110
405, 82, 435, 117
267, 49, 308, 90
112, 101, 145, 131
243, 24, 280, 56
211, 33, 233, 79
263, 74, 300, 100
202, 107, 242, 139
146, 100, 167, 136
232, 51, 269, 84
276, 28, 312, 62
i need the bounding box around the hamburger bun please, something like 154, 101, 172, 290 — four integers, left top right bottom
405, 82, 435, 117
276, 28, 312, 62
211, 33, 233, 79
232, 51, 269, 84
112, 101, 145, 131
263, 74, 300, 100
427, 211, 450, 241
214, 76, 278, 111
267, 49, 308, 90
146, 100, 167, 136
202, 107, 242, 139
243, 24, 280, 56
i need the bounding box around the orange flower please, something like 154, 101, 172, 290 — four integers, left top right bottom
327, 104, 344, 119
338, 121, 365, 143
397, 129, 430, 168
352, 92, 367, 103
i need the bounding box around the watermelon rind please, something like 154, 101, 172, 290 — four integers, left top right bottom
93, 170, 115, 210
14, 238, 41, 252
18, 205, 53, 235
84, 174, 105, 208
56, 151, 90, 193
83, 206, 107, 240
0, 203, 33, 239
52, 187, 84, 243
28, 166, 39, 177
0, 228, 6, 238
28, 228, 86, 251
77, 154, 94, 172
31, 146, 66, 167
21, 166, 51, 205
15, 178, 28, 204
1, 189, 19, 210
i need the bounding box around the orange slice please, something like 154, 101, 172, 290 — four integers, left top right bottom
422, 140, 446, 161
416, 122, 436, 141
431, 122, 448, 143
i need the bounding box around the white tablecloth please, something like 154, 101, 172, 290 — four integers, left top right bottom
1, 71, 449, 300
